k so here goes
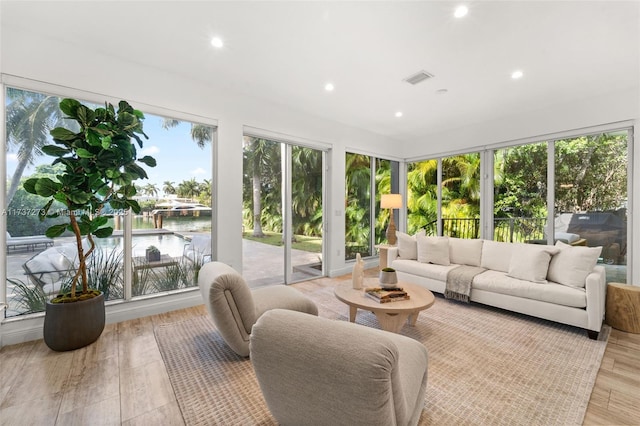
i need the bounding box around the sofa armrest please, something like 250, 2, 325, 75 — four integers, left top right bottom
387, 246, 400, 267
585, 265, 606, 332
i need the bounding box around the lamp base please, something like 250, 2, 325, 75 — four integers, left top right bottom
386, 218, 397, 245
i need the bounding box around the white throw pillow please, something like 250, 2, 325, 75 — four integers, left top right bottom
507, 244, 559, 283
481, 240, 512, 273
417, 235, 450, 265
396, 230, 425, 260
449, 237, 484, 266
547, 241, 602, 288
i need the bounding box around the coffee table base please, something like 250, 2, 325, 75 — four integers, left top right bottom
349, 306, 420, 333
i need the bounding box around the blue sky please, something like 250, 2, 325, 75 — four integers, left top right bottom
7, 112, 213, 196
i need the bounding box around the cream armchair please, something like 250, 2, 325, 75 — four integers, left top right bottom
250, 309, 429, 426
197, 262, 318, 357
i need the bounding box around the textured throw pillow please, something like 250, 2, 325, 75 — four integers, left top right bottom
396, 230, 425, 260
480, 240, 512, 272
417, 235, 450, 265
449, 237, 484, 266
547, 241, 602, 288
507, 244, 559, 283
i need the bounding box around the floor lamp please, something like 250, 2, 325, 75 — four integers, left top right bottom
381, 194, 402, 245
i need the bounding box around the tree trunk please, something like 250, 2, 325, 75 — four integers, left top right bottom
6, 157, 30, 207
252, 171, 264, 237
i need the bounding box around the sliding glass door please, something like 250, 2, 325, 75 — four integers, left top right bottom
242, 136, 324, 287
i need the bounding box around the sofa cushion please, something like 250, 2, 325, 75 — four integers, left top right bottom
507, 243, 559, 283
547, 241, 602, 288
480, 240, 513, 273
449, 238, 483, 267
417, 235, 450, 265
473, 270, 587, 308
392, 258, 459, 282
396, 230, 425, 260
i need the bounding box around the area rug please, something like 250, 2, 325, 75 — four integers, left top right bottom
154, 286, 609, 426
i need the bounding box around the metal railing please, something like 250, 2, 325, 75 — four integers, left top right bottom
424, 217, 548, 242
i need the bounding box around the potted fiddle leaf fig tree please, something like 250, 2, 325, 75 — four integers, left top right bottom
24, 98, 156, 351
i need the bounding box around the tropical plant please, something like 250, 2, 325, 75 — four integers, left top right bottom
162, 180, 176, 195
5, 88, 66, 206
23, 98, 156, 301
7, 278, 49, 314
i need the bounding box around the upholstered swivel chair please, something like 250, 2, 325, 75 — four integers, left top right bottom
250, 309, 429, 426
197, 262, 318, 357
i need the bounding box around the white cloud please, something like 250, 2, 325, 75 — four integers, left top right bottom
191, 167, 207, 176
142, 145, 160, 155
7, 153, 18, 162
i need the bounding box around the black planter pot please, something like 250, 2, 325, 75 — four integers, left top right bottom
43, 292, 106, 352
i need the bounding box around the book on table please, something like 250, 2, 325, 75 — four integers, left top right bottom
365, 287, 410, 303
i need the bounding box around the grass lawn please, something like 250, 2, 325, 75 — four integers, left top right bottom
243, 230, 322, 253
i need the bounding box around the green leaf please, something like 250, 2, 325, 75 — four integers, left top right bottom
101, 136, 112, 149
94, 227, 114, 238
50, 127, 77, 141
23, 178, 38, 194
127, 199, 141, 214
85, 129, 102, 146
45, 224, 68, 238
138, 156, 157, 167
76, 148, 94, 158
35, 178, 61, 197
92, 215, 109, 227
42, 145, 71, 157
68, 191, 91, 204
105, 168, 121, 179
59, 98, 81, 117
39, 199, 54, 221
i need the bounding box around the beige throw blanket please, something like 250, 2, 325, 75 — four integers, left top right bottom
445, 265, 486, 303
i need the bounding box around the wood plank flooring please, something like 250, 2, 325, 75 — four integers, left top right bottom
1, 275, 639, 425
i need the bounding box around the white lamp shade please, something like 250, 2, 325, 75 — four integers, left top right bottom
380, 194, 402, 209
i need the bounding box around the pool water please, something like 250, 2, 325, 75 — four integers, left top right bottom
95, 233, 188, 258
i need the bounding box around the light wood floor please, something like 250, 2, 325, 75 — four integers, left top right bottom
1, 275, 639, 425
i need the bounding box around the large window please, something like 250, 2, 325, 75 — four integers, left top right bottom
4, 87, 214, 317
344, 153, 399, 260
493, 143, 548, 242
242, 136, 324, 286
554, 132, 628, 282
406, 128, 631, 284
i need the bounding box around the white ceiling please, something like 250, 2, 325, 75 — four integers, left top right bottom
2, 1, 639, 143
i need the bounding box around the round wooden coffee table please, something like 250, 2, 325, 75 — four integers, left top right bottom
334, 279, 435, 333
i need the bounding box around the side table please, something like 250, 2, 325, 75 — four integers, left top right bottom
605, 282, 640, 334
375, 244, 396, 269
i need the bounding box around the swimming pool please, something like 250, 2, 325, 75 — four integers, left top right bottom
95, 233, 189, 258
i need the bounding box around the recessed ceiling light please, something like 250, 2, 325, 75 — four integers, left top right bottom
395, 111, 403, 118
511, 70, 524, 79
436, 88, 449, 95
211, 37, 224, 48
324, 83, 334, 92
454, 5, 468, 18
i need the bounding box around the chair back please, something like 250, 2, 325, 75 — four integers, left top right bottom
251, 309, 428, 425
198, 262, 257, 356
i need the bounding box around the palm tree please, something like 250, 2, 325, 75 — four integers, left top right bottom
291, 146, 323, 236
161, 118, 212, 148
177, 178, 200, 200
162, 181, 176, 196
5, 88, 66, 206
142, 183, 159, 198
243, 137, 280, 237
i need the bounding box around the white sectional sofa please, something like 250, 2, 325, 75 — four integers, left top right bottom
387, 233, 606, 339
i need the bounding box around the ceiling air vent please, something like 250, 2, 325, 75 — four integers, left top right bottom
403, 70, 434, 85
